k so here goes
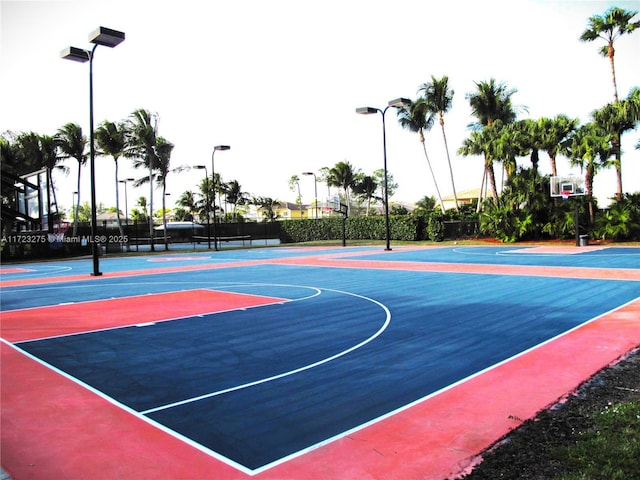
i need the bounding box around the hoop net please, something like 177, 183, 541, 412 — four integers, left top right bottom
561, 190, 571, 201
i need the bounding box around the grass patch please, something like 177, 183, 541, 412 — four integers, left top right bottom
553, 399, 640, 480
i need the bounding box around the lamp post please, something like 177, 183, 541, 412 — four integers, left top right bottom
193, 165, 210, 249
211, 145, 230, 251
62, 26, 125, 276
302, 171, 318, 219
356, 98, 411, 251
118, 177, 134, 225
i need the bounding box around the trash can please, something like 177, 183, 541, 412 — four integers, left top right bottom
579, 234, 589, 247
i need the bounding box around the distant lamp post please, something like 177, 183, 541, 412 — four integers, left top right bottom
193, 165, 210, 249
356, 97, 411, 251
72, 191, 78, 230
62, 26, 125, 276
118, 177, 134, 225
302, 171, 318, 219
211, 145, 230, 251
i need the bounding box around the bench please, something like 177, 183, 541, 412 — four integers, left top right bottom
193, 235, 252, 246
129, 236, 170, 245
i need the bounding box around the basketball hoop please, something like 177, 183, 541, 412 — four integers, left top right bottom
561, 190, 571, 201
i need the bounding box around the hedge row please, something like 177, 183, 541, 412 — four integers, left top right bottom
278, 215, 469, 243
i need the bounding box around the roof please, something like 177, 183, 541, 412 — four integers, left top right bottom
442, 188, 482, 201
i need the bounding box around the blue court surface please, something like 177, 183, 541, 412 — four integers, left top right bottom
2, 245, 639, 474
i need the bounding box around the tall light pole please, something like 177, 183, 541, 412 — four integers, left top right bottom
356, 98, 411, 251
193, 165, 211, 249
118, 177, 134, 225
302, 172, 318, 219
62, 26, 125, 276
211, 145, 230, 251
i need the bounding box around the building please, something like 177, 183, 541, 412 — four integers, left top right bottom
441, 188, 482, 211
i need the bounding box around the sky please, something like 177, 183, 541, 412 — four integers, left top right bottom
1, 0, 639, 215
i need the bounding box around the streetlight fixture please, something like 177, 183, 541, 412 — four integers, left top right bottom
211, 145, 230, 251
193, 165, 211, 249
356, 97, 411, 251
61, 26, 125, 276
302, 172, 318, 219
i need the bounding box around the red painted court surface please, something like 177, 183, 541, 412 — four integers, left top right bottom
1, 290, 286, 343
1, 245, 639, 480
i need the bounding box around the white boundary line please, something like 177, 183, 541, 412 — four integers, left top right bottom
141, 287, 390, 415
3, 284, 391, 476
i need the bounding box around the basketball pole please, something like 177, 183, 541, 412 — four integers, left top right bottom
574, 201, 580, 247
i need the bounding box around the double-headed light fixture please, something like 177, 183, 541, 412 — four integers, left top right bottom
61, 26, 125, 276
356, 97, 411, 251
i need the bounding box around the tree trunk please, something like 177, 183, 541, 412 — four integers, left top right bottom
421, 140, 445, 212
440, 119, 459, 211
486, 158, 499, 205
549, 154, 558, 177
608, 44, 618, 102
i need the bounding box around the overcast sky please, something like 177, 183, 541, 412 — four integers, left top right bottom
2, 0, 639, 213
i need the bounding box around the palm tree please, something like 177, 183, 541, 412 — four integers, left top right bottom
288, 174, 302, 209
131, 196, 149, 222
466, 79, 518, 129
395, 99, 445, 212
126, 109, 160, 250
39, 134, 66, 231
353, 175, 379, 216
591, 87, 640, 200
566, 122, 613, 223
580, 6, 639, 102
95, 120, 127, 239
224, 179, 247, 220
13, 132, 67, 231
176, 190, 198, 221
326, 161, 357, 215
537, 115, 579, 177
458, 123, 504, 207
254, 196, 280, 222
56, 123, 87, 236
465, 79, 520, 206
197, 176, 215, 223
419, 75, 458, 210
153, 137, 175, 250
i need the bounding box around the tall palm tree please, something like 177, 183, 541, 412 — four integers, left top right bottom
126, 109, 160, 250
39, 134, 66, 231
395, 99, 445, 212
591, 87, 640, 200
566, 122, 613, 223
466, 79, 518, 129
537, 115, 579, 177
288, 174, 302, 209
224, 179, 247, 220
153, 137, 175, 250
419, 75, 459, 210
197, 176, 215, 223
458, 124, 503, 207
353, 175, 379, 216
580, 6, 639, 102
95, 120, 127, 239
465, 79, 520, 206
14, 132, 67, 231
56, 123, 87, 236
326, 160, 357, 215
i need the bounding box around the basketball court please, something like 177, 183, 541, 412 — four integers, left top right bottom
1, 244, 639, 479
